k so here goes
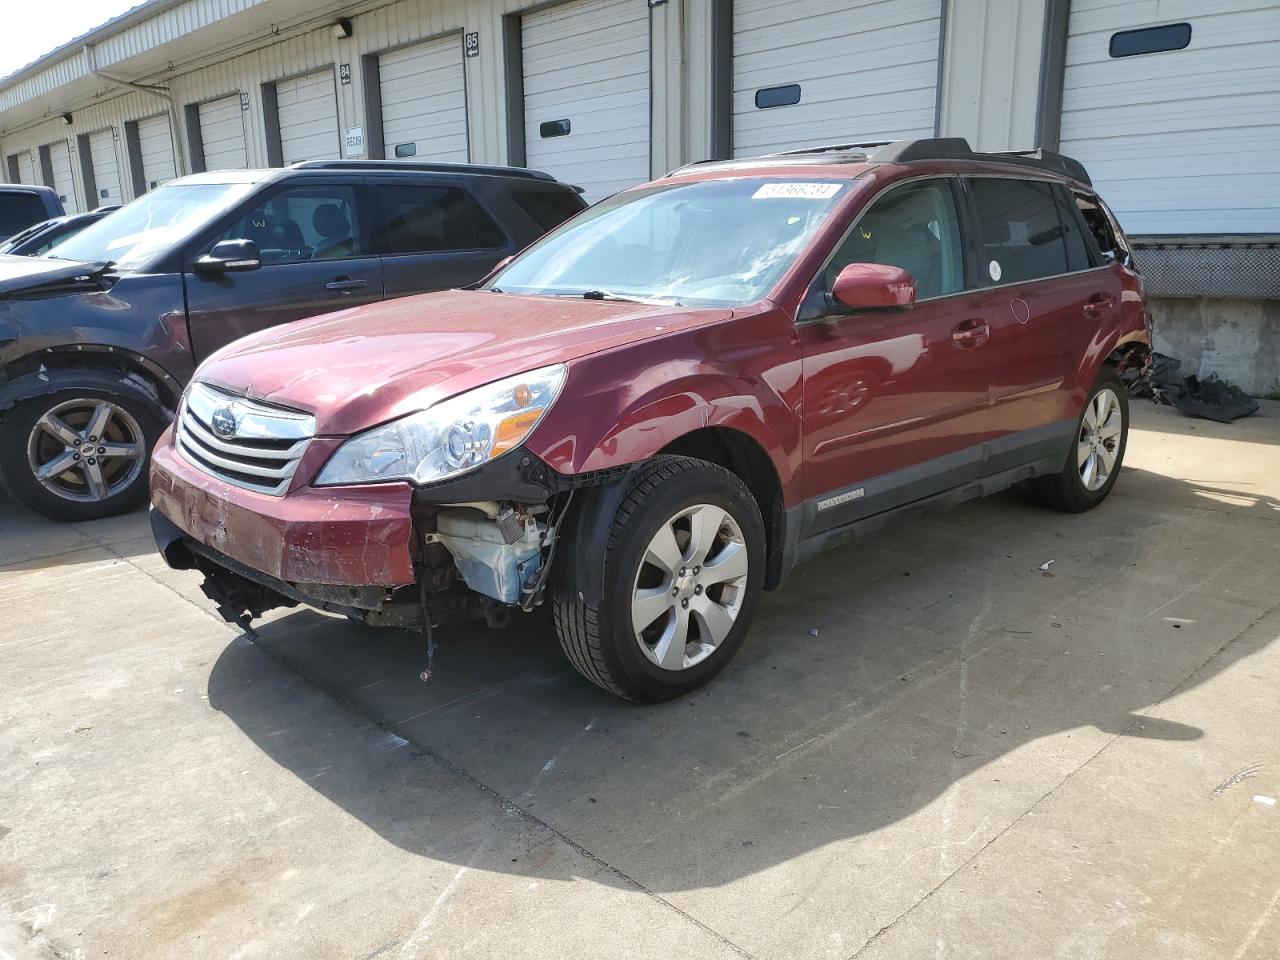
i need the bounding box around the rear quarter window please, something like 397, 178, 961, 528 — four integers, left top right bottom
512, 190, 586, 232
373, 184, 506, 254
0, 192, 51, 237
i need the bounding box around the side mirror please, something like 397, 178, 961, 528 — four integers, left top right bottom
194, 239, 261, 274
830, 263, 916, 311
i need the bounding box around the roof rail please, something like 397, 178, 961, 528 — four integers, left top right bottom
288, 159, 557, 181
767, 141, 892, 157
869, 138, 1092, 185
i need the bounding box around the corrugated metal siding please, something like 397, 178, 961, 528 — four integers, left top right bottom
379, 35, 469, 162
522, 0, 651, 201
732, 0, 943, 156
1060, 0, 1280, 235
275, 68, 340, 164
938, 0, 1046, 151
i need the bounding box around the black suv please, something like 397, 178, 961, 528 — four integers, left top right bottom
0, 160, 584, 521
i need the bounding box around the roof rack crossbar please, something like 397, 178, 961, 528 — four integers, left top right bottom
288, 159, 556, 181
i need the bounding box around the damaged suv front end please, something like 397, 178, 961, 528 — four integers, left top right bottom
151, 358, 586, 633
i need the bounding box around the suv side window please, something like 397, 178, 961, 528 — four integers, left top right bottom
968, 178, 1088, 284
372, 184, 505, 255
512, 190, 584, 231
1073, 190, 1131, 266
823, 178, 965, 300
210, 184, 365, 263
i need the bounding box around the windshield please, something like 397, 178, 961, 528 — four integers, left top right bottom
45, 182, 258, 271
487, 177, 851, 307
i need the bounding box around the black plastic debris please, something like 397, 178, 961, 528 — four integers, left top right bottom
1125, 352, 1260, 423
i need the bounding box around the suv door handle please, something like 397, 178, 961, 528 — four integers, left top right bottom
951, 318, 990, 348
1083, 293, 1115, 320
324, 277, 368, 292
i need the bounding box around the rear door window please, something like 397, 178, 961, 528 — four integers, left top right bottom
967, 178, 1088, 284
372, 184, 505, 255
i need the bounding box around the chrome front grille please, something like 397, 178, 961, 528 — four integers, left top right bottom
175, 382, 315, 496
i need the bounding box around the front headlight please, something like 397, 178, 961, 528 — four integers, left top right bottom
315, 364, 566, 486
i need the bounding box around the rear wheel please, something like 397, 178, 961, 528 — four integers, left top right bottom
0, 390, 161, 522
553, 456, 765, 702
1028, 367, 1128, 512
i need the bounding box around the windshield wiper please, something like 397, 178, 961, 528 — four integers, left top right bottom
579, 289, 682, 306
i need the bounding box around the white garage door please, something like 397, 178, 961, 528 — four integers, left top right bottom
88, 129, 122, 207
733, 0, 943, 157
522, 0, 650, 202
137, 114, 177, 191
47, 140, 78, 214
1060, 1, 1280, 235
276, 69, 340, 165
199, 94, 248, 172
15, 150, 37, 185
379, 36, 469, 162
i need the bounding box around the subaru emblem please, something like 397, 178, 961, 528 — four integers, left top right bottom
210, 404, 238, 439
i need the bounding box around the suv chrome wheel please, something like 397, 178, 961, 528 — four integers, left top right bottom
1078, 386, 1123, 492
26, 398, 146, 503
631, 503, 750, 671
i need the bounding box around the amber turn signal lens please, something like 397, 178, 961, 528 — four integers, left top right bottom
491, 408, 543, 458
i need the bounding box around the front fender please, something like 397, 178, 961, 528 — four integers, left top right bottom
0, 364, 173, 422
525, 312, 803, 505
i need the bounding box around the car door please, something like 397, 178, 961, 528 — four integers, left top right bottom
796, 176, 991, 533
962, 176, 1114, 471
366, 179, 512, 299
184, 181, 383, 362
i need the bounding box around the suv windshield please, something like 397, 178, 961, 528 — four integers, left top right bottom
487, 177, 850, 307
45, 181, 258, 271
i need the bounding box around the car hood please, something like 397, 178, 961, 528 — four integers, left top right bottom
196, 289, 732, 436
0, 255, 110, 295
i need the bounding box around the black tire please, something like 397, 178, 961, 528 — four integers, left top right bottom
0, 388, 162, 522
1028, 366, 1129, 513
552, 456, 766, 703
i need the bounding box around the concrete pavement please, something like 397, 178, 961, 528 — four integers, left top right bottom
2, 400, 1279, 959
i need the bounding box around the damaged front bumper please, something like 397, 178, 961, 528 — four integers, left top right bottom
151, 425, 629, 631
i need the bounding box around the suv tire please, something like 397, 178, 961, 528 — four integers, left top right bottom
552, 456, 765, 702
1, 389, 161, 522
1028, 366, 1129, 513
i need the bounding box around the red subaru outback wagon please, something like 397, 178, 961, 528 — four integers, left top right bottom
151, 138, 1151, 702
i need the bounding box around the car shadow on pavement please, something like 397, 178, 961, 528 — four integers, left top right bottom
205, 466, 1276, 892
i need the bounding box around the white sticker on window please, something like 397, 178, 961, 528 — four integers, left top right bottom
988, 260, 1003, 282
752, 182, 843, 200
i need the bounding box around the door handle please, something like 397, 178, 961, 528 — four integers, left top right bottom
324, 277, 368, 292
951, 318, 990, 349
1083, 293, 1115, 321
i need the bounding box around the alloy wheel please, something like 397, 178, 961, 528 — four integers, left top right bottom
1078, 386, 1123, 492
631, 503, 750, 671
26, 398, 146, 503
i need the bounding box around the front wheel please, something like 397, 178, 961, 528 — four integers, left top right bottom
553, 456, 766, 702
0, 389, 162, 522
1028, 367, 1129, 513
